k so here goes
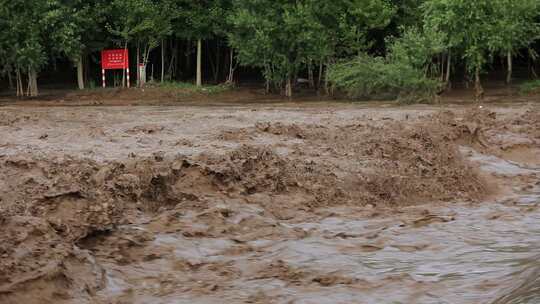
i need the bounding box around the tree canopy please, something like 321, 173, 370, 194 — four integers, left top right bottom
0, 0, 539, 99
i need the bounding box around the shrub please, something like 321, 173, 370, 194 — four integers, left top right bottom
157, 81, 232, 94
519, 79, 540, 95
328, 55, 440, 103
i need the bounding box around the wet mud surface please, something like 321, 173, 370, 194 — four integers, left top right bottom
0, 102, 539, 303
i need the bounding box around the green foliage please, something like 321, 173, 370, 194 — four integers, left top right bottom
157, 81, 231, 94
329, 25, 443, 103
519, 79, 540, 95
87, 79, 97, 90
227, 0, 395, 95
172, 0, 230, 40
487, 0, 540, 55
328, 55, 440, 103
107, 0, 173, 47
46, 1, 88, 60
388, 27, 444, 71
308, 0, 395, 58
422, 0, 540, 75
0, 0, 52, 71
0, 0, 540, 98
0, 0, 108, 78
422, 0, 493, 75
228, 0, 328, 90
389, 0, 424, 28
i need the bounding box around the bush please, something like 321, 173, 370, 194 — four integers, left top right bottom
156, 81, 232, 94
519, 79, 540, 95
328, 55, 441, 103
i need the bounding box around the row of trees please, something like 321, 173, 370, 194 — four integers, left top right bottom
422, 0, 540, 99
0, 0, 539, 99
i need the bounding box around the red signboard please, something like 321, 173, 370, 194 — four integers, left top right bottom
101, 49, 130, 88
101, 49, 129, 70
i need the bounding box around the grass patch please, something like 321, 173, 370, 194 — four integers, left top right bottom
156, 81, 231, 94
519, 79, 540, 95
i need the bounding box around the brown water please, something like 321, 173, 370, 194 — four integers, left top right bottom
1, 104, 539, 304
94, 151, 540, 304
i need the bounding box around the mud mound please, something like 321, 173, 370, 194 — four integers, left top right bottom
219, 122, 327, 142
253, 260, 359, 287
125, 124, 167, 135
427, 109, 494, 148
255, 122, 307, 139
216, 128, 254, 141
358, 122, 486, 204
0, 216, 105, 304
428, 108, 539, 166
0, 148, 329, 302
271, 115, 489, 206
511, 109, 540, 140
0, 111, 33, 126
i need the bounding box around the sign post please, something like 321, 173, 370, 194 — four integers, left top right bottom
101, 49, 130, 88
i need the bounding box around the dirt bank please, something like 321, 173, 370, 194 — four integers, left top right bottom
0, 103, 538, 303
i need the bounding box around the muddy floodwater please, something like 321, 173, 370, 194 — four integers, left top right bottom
0, 102, 539, 304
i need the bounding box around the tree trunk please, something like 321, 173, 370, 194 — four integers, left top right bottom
440, 54, 445, 81
324, 61, 331, 95
207, 41, 217, 82
186, 39, 192, 75
167, 40, 177, 80
196, 39, 202, 87
215, 42, 220, 83
16, 68, 23, 97
28, 68, 38, 97
474, 67, 484, 102
308, 61, 314, 89
285, 76, 293, 98
32, 70, 38, 96
7, 69, 13, 90
84, 56, 90, 88
227, 48, 235, 84
161, 39, 165, 83
445, 51, 451, 89
77, 54, 85, 90
140, 45, 151, 87
506, 51, 512, 85
265, 64, 270, 94
318, 61, 324, 89
136, 42, 141, 87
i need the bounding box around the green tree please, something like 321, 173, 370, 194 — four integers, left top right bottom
423, 0, 495, 99
108, 0, 173, 87
389, 0, 425, 28
387, 26, 445, 75
0, 0, 65, 96
422, 0, 540, 99
228, 0, 321, 96
172, 0, 230, 86
51, 0, 110, 90
308, 0, 395, 90
328, 54, 440, 103
229, 0, 393, 97
488, 0, 540, 84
